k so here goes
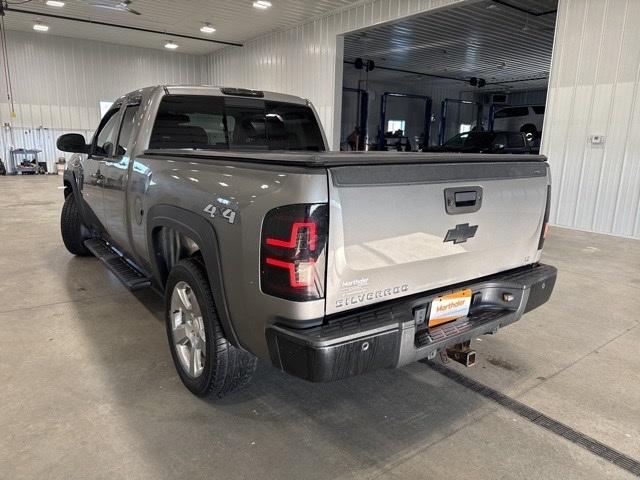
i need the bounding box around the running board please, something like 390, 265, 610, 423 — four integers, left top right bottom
84, 238, 151, 290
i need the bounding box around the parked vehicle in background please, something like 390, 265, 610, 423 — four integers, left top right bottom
57, 85, 556, 398
425, 131, 534, 154
492, 105, 545, 136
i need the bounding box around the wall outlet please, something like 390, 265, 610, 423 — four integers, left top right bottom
589, 134, 605, 145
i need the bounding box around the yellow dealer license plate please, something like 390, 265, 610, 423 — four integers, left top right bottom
428, 289, 472, 327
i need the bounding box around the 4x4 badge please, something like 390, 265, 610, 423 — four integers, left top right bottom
444, 223, 478, 244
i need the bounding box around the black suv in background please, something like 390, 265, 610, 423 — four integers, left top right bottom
425, 131, 537, 154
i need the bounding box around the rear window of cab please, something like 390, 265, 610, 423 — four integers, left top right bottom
149, 95, 325, 152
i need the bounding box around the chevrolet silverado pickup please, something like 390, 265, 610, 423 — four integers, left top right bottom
58, 85, 556, 398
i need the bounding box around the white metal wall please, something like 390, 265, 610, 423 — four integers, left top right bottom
0, 30, 205, 172
542, 0, 640, 238
203, 0, 464, 150
2, 0, 638, 239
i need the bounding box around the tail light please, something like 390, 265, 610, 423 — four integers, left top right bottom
260, 204, 328, 301
538, 185, 551, 250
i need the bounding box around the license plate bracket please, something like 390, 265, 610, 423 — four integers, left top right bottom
428, 289, 472, 327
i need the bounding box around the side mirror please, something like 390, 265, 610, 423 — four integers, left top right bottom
57, 133, 89, 154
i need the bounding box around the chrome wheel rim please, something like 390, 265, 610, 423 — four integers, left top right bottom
170, 281, 206, 378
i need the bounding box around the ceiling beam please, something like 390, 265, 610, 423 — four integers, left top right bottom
344, 60, 548, 86
3, 7, 243, 48
491, 1, 557, 17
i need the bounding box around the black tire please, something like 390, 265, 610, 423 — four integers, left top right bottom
165, 258, 257, 398
520, 123, 537, 134
60, 193, 91, 256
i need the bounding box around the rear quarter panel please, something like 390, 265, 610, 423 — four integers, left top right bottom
129, 153, 328, 358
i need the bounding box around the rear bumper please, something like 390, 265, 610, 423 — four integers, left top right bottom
266, 264, 557, 382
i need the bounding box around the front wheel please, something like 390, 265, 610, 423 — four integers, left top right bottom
60, 193, 91, 256
165, 258, 257, 398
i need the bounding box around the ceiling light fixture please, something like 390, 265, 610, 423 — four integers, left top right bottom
33, 23, 50, 32
164, 41, 178, 50
200, 23, 216, 34
45, 1, 65, 7
253, 1, 272, 9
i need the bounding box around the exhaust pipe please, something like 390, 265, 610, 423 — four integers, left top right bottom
445, 342, 477, 367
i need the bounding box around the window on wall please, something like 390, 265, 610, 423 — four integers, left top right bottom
387, 119, 406, 134
459, 123, 472, 134
99, 101, 113, 119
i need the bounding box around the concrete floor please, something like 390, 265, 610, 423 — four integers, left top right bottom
1, 175, 639, 480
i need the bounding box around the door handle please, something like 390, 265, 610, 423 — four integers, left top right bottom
444, 186, 483, 214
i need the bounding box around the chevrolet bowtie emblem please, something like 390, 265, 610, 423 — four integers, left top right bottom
444, 223, 478, 244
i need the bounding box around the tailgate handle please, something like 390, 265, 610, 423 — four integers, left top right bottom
445, 186, 483, 214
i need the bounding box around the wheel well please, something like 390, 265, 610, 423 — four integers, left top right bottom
152, 226, 203, 288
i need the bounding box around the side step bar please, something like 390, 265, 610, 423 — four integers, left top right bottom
84, 238, 151, 291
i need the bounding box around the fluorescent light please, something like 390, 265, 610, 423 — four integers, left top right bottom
200, 24, 216, 34
253, 1, 272, 9
164, 42, 178, 50
33, 23, 49, 32
46, 0, 65, 6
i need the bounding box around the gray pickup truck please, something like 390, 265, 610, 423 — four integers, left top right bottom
58, 85, 556, 398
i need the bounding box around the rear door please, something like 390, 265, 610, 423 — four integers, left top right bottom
325, 159, 549, 315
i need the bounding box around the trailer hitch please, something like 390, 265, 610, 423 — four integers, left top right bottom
441, 341, 477, 367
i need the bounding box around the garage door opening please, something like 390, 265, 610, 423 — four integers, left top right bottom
339, 0, 558, 153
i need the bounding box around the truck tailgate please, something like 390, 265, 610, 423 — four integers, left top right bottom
325, 160, 549, 315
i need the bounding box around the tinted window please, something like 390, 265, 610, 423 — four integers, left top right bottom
494, 107, 529, 118
149, 95, 325, 151
94, 108, 121, 156
532, 105, 546, 115
116, 105, 139, 155
507, 133, 525, 148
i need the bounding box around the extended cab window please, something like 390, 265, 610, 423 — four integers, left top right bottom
116, 105, 140, 155
94, 108, 121, 156
149, 95, 325, 151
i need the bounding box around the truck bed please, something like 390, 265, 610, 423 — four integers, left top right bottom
145, 147, 550, 316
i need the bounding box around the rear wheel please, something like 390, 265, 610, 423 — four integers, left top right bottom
60, 193, 91, 256
165, 258, 257, 398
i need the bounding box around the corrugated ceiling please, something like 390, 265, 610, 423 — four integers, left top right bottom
343, 0, 557, 89
2, 0, 364, 54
